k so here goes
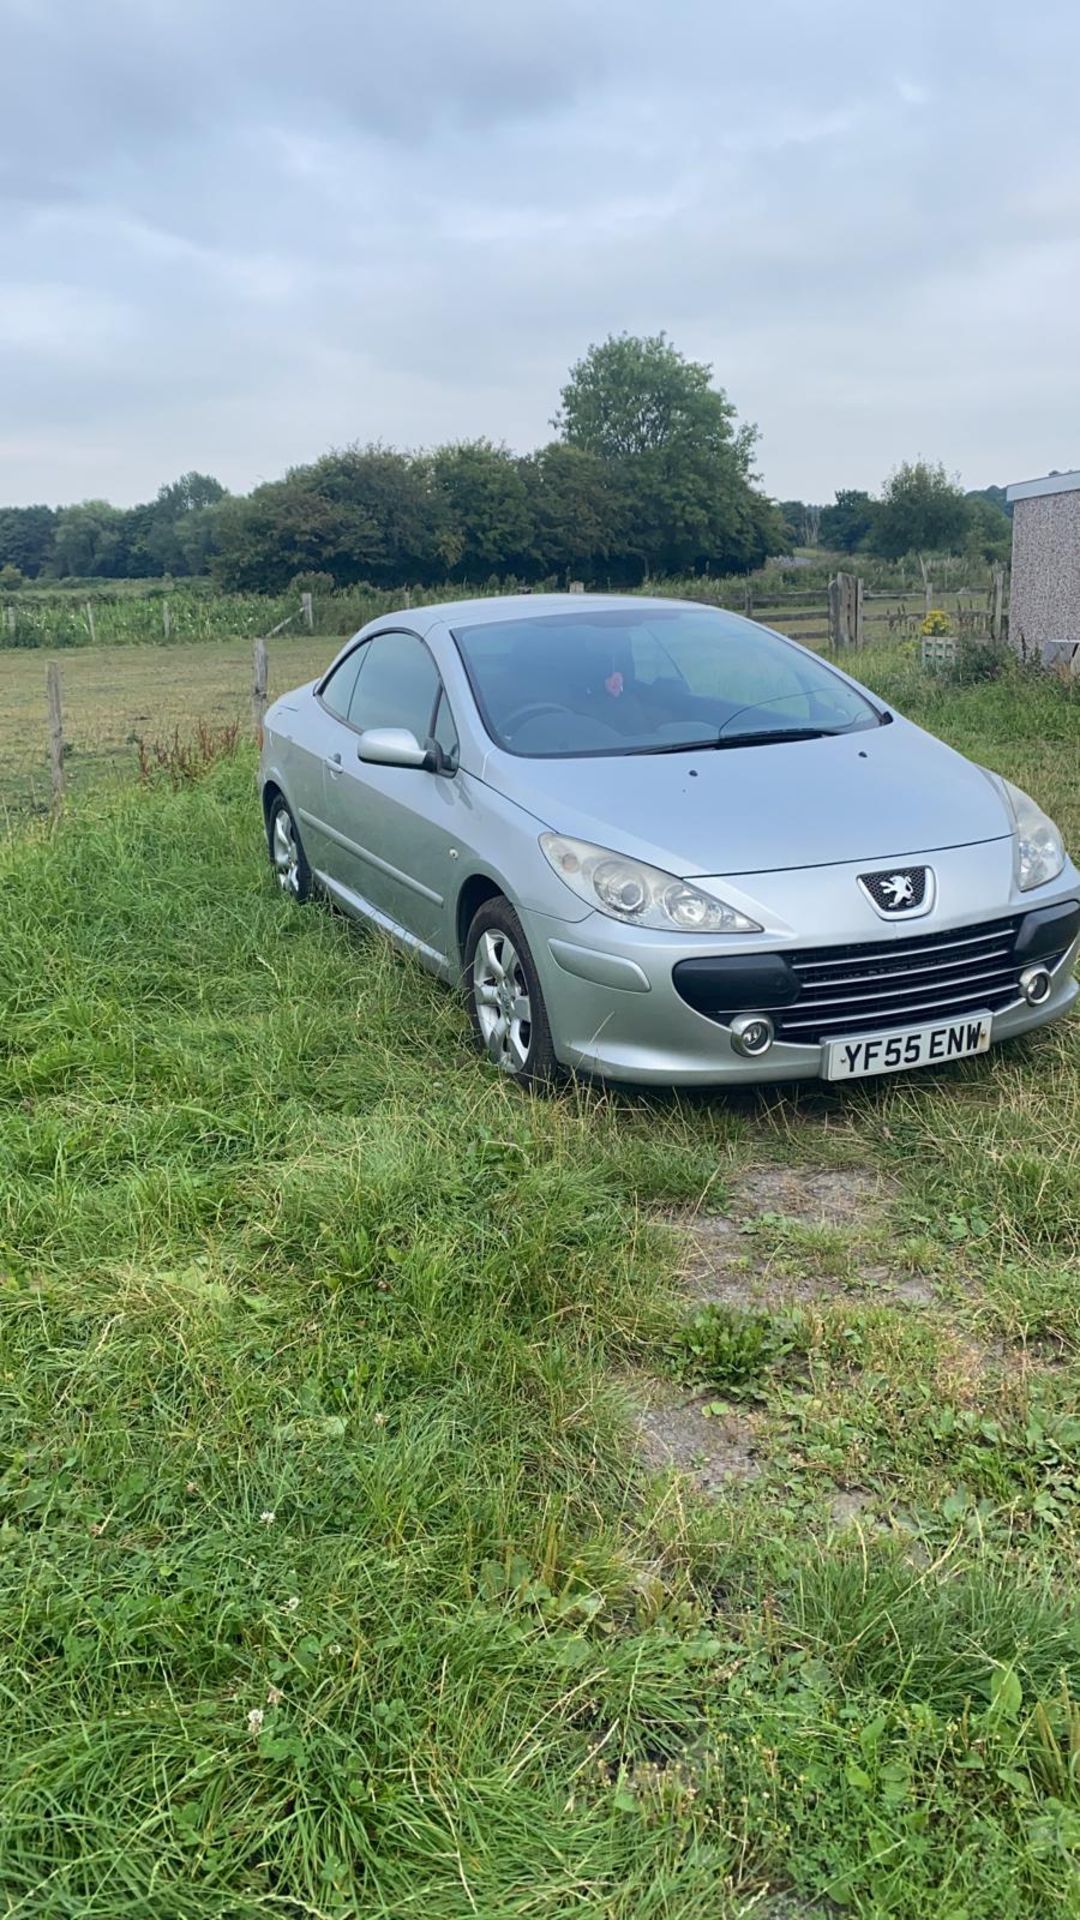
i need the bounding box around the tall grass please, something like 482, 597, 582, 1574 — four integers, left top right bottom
0, 664, 1078, 1912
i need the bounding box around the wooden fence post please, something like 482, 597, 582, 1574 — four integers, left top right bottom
47, 661, 65, 810
163, 597, 172, 641
84, 600, 96, 646
252, 638, 269, 741
828, 572, 863, 650
743, 581, 754, 617
300, 592, 313, 631
4, 606, 15, 638
829, 574, 846, 648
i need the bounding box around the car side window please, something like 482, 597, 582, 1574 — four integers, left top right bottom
347, 632, 440, 738
320, 645, 367, 720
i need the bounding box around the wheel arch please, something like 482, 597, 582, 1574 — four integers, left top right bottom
261, 777, 288, 839
455, 871, 510, 968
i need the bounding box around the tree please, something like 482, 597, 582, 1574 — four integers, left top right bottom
51, 501, 136, 578
778, 500, 822, 548
872, 461, 969, 561
0, 505, 57, 579
818, 489, 878, 554
214, 477, 382, 592
432, 442, 533, 578
555, 332, 780, 576
0, 563, 24, 590
964, 494, 1011, 564
300, 448, 443, 585
555, 332, 741, 462
518, 443, 626, 581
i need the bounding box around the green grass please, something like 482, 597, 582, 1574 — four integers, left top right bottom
0, 649, 1078, 1915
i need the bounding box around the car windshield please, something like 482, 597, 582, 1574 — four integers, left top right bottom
451, 606, 882, 758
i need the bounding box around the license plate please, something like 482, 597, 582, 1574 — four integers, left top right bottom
824, 1013, 993, 1081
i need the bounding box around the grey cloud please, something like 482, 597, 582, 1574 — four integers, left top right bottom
2, 0, 1079, 504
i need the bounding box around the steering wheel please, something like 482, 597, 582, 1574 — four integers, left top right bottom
501, 701, 569, 738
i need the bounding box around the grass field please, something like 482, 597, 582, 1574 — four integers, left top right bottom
0, 632, 333, 815
1, 648, 1079, 1914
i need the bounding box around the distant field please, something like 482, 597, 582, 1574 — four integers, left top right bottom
0, 632, 336, 815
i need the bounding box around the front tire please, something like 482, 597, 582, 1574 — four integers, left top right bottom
267, 795, 313, 903
464, 899, 560, 1086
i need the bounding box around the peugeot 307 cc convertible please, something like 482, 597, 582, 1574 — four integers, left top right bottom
259, 595, 1079, 1086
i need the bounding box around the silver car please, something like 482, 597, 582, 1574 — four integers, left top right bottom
259, 593, 1079, 1086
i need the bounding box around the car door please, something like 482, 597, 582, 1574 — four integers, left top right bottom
295, 641, 370, 875
318, 628, 468, 967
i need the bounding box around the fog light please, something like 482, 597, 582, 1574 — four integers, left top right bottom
1019, 963, 1053, 1006
730, 1012, 775, 1057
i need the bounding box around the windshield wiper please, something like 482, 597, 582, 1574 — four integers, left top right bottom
629, 727, 841, 756
713, 727, 842, 748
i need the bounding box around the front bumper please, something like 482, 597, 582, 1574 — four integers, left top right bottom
524, 847, 1080, 1086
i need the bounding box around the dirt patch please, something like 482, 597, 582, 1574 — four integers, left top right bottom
633, 1384, 761, 1495
859, 1265, 937, 1306
745, 1897, 835, 1920
728, 1164, 891, 1227
678, 1218, 859, 1311
672, 1165, 924, 1312
828, 1487, 875, 1530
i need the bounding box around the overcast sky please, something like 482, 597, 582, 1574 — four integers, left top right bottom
2, 0, 1078, 508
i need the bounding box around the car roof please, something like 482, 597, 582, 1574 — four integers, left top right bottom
387, 592, 707, 638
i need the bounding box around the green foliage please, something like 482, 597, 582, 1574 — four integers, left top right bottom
555, 332, 783, 577
778, 499, 822, 547
966, 493, 1013, 564
819, 488, 879, 553
873, 459, 970, 560
556, 330, 739, 461
0, 563, 24, 591
945, 635, 1015, 685
672, 1304, 803, 1399
0, 505, 56, 580
431, 440, 533, 577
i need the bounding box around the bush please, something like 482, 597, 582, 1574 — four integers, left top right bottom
946, 636, 1013, 685
288, 570, 337, 598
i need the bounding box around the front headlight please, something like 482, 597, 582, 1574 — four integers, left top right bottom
540, 833, 761, 933
1001, 778, 1066, 891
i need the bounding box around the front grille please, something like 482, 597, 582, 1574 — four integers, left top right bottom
774, 914, 1038, 1045
858, 865, 930, 914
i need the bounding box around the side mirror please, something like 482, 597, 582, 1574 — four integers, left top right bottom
357, 726, 430, 770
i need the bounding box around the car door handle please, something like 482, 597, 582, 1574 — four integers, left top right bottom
325, 752, 343, 777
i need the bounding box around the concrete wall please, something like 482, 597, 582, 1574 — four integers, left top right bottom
1009, 489, 1080, 658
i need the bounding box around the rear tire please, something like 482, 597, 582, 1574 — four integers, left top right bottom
267, 795, 313, 904
464, 898, 560, 1086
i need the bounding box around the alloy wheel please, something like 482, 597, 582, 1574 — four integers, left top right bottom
272, 807, 301, 896
472, 928, 533, 1073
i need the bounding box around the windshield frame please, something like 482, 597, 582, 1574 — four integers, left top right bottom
449, 606, 886, 761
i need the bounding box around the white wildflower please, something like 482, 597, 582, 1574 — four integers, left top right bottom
284, 1596, 300, 1612
267, 1686, 284, 1707
247, 1708, 264, 1737
260, 1510, 276, 1526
